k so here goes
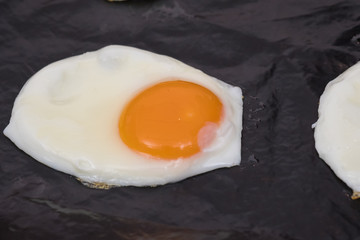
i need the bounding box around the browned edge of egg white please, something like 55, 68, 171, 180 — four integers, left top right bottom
76, 178, 159, 189
351, 191, 360, 200
76, 178, 114, 190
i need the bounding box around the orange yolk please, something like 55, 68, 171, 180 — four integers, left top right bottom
119, 80, 223, 159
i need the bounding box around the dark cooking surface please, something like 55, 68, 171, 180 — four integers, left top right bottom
1, 0, 360, 239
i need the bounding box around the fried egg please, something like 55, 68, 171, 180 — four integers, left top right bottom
314, 61, 360, 199
4, 45, 243, 187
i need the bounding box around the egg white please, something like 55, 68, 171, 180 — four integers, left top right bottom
4, 45, 243, 187
315, 61, 360, 195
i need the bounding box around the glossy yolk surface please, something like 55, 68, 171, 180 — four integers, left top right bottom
119, 80, 223, 160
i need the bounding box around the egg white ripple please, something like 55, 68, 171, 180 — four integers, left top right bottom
4, 45, 243, 187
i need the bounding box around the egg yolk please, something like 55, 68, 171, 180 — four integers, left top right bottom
119, 80, 223, 160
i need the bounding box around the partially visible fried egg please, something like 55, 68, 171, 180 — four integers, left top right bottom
315, 61, 360, 199
4, 45, 243, 187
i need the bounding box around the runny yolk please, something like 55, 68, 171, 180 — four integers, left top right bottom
118, 80, 223, 160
